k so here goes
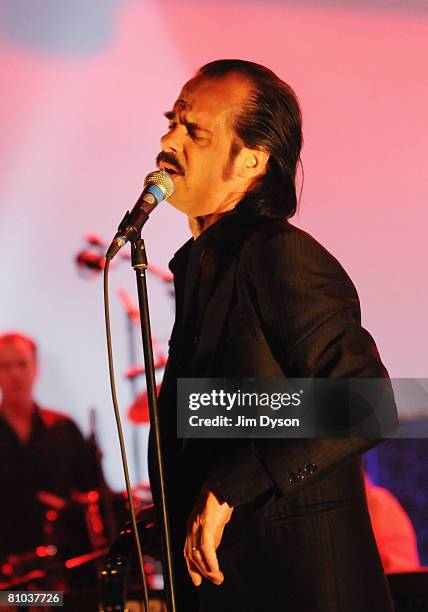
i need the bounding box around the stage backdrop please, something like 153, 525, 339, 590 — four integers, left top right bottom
1, 0, 427, 501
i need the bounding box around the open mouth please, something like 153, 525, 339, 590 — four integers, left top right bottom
160, 163, 182, 177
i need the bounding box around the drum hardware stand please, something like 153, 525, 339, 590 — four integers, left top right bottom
123, 299, 143, 484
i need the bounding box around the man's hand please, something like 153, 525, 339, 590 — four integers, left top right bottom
184, 488, 233, 587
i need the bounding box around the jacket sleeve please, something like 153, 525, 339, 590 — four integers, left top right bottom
207, 224, 397, 506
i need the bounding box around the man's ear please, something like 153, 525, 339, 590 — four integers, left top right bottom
234, 146, 270, 181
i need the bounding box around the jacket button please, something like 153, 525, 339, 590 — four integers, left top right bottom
307, 463, 318, 473
298, 467, 308, 479
288, 472, 299, 484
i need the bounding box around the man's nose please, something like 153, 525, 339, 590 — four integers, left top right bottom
160, 125, 186, 154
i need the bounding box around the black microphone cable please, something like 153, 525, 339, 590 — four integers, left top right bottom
103, 258, 150, 612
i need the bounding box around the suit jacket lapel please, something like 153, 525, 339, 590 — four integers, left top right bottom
169, 238, 192, 324
168, 210, 261, 378
191, 211, 261, 376
191, 251, 238, 376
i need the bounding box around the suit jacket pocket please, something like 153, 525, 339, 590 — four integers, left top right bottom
264, 498, 352, 525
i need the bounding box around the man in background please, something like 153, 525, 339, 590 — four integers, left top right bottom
0, 332, 101, 582
365, 475, 420, 573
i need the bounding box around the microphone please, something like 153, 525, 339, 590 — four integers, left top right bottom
106, 170, 175, 260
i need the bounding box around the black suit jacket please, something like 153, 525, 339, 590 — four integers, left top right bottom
151, 209, 396, 611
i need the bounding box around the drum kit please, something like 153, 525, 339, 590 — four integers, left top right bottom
0, 479, 165, 610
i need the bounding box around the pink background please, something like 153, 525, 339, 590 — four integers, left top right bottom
1, 0, 427, 488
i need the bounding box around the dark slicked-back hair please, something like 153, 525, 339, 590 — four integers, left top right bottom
197, 59, 303, 219
0, 332, 38, 360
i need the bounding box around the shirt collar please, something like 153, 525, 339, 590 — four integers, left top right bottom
168, 205, 262, 274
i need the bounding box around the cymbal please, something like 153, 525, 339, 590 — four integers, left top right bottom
127, 388, 161, 424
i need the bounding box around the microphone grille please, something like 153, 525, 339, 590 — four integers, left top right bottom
144, 170, 175, 200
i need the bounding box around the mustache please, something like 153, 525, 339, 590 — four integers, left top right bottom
156, 152, 185, 176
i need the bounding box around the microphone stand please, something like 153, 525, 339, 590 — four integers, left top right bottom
130, 234, 176, 612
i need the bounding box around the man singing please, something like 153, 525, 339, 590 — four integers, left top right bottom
150, 59, 395, 611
